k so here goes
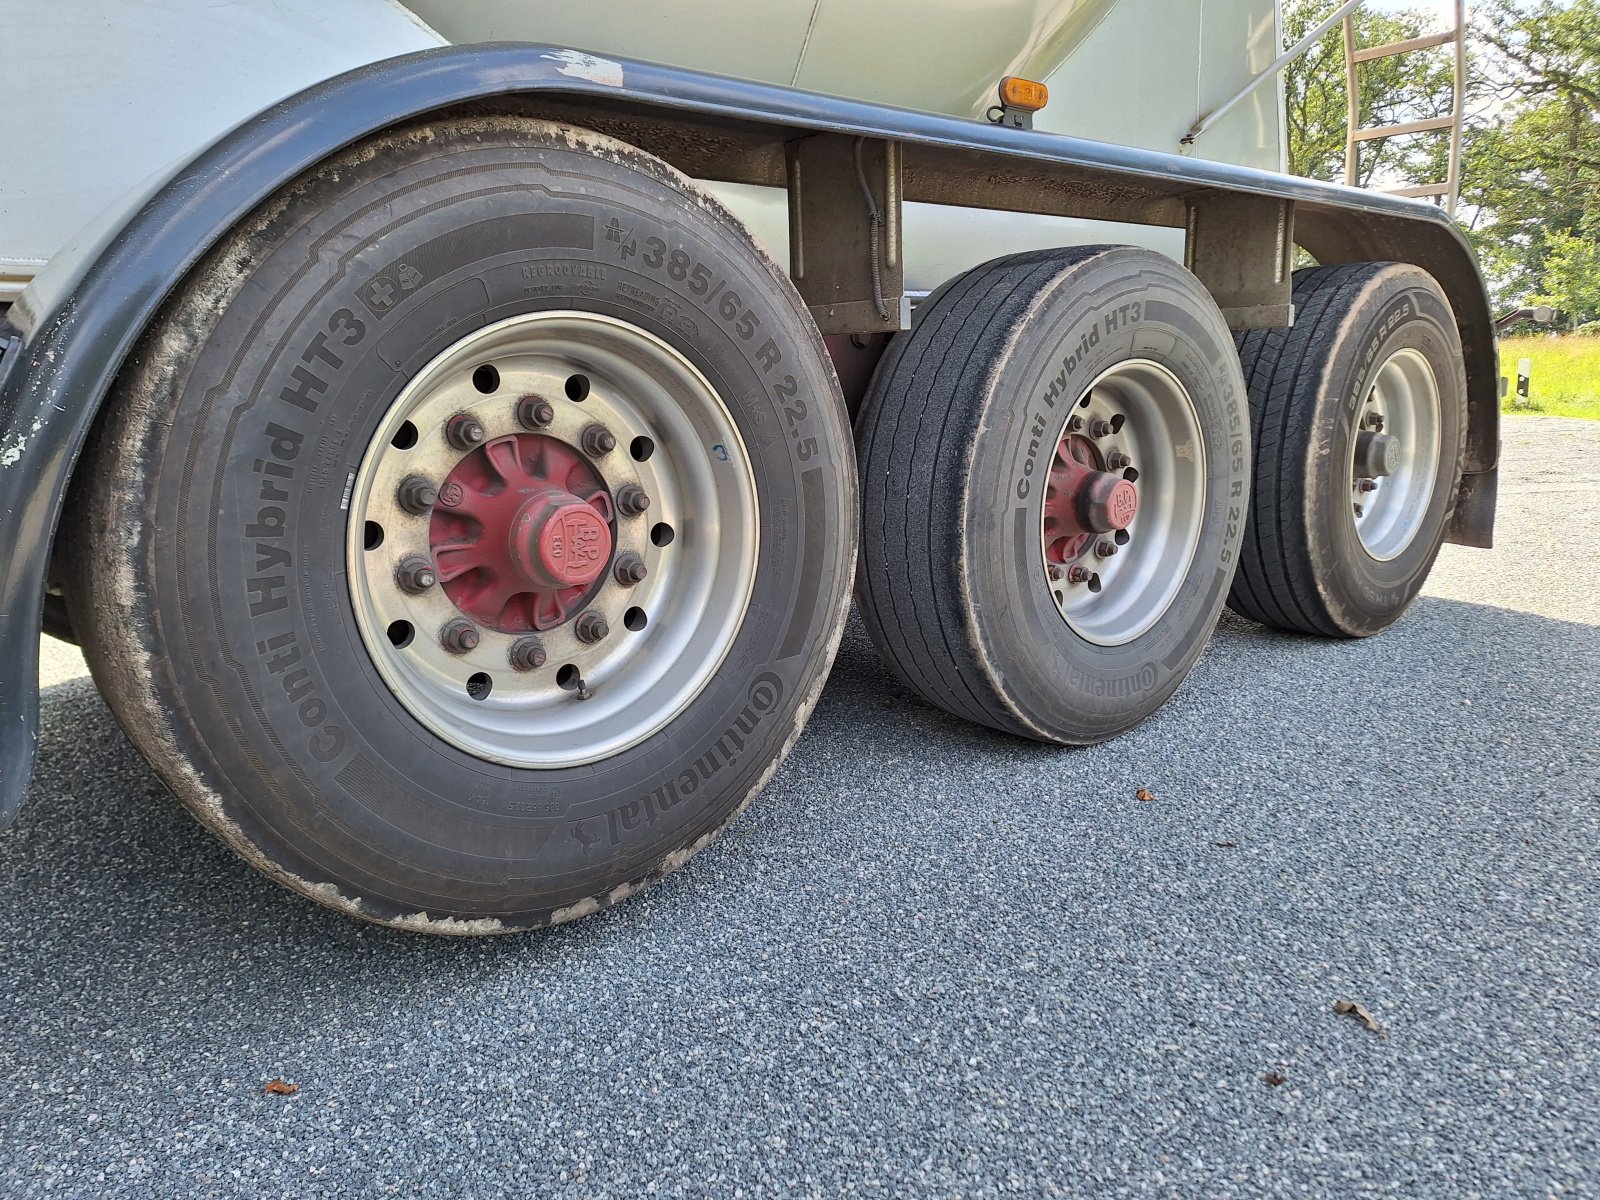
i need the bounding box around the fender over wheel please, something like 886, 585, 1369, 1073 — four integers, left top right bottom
68, 116, 856, 933
855, 246, 1251, 745
1229, 263, 1468, 637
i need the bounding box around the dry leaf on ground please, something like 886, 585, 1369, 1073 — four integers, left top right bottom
1333, 999, 1387, 1038
1263, 1072, 1286, 1086
264, 1079, 300, 1096
1135, 788, 1157, 802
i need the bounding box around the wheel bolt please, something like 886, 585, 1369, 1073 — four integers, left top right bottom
508, 636, 547, 672
615, 484, 651, 517
1358, 477, 1379, 493
1088, 417, 1115, 438
1365, 412, 1386, 432
1065, 416, 1085, 433
1047, 563, 1064, 581
614, 552, 648, 586
446, 412, 487, 451
1106, 450, 1132, 470
395, 555, 437, 594
1067, 566, 1092, 584
396, 474, 438, 515
580, 424, 617, 458
574, 610, 610, 644
1096, 541, 1118, 558
440, 618, 480, 655
1353, 503, 1366, 518
517, 396, 555, 429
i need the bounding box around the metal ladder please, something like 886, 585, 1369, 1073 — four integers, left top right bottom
1341, 0, 1467, 214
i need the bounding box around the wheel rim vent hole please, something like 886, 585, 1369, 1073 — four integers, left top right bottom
623, 607, 648, 632
1114, 529, 1130, 546
556, 664, 582, 691
1087, 575, 1103, 593
650, 522, 675, 547
391, 421, 419, 450
565, 374, 590, 402
386, 620, 414, 648
466, 672, 493, 701
630, 436, 655, 462
363, 521, 384, 551
472, 364, 500, 394
1123, 467, 1139, 483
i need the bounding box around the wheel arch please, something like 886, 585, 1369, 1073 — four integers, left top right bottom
0, 41, 1497, 826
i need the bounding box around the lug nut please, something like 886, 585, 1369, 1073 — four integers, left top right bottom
397, 474, 439, 515
614, 552, 648, 586
1088, 417, 1115, 438
580, 424, 617, 458
395, 555, 437, 594
1353, 503, 1366, 518
1365, 412, 1386, 432
1067, 566, 1092, 584
1047, 563, 1065, 581
615, 484, 651, 517
446, 412, 487, 451
440, 618, 480, 655
574, 610, 610, 644
1095, 541, 1118, 558
517, 396, 556, 429
1105, 450, 1133, 470
508, 637, 547, 672
1358, 477, 1379, 493
1065, 416, 1085, 434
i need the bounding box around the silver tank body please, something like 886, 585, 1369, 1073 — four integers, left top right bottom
0, 0, 1284, 304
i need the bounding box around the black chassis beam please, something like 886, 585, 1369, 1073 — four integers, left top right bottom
0, 43, 1499, 826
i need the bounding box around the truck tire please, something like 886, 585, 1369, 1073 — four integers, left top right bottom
1228, 264, 1467, 637
67, 116, 856, 933
855, 246, 1250, 745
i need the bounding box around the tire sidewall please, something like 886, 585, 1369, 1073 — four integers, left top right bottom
1305, 272, 1465, 633
962, 250, 1249, 741
100, 120, 854, 925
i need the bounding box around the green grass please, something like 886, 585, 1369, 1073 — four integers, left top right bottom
1499, 335, 1600, 419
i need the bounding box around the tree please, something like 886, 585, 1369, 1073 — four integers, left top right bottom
1531, 229, 1600, 320
1466, 0, 1600, 321
1284, 2, 1456, 188
1283, 0, 1600, 319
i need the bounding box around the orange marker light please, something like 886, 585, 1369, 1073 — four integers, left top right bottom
998, 77, 1049, 113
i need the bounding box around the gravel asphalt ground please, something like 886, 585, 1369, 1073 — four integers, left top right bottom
4, 415, 1597, 1198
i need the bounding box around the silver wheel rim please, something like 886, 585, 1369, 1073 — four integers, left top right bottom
1040, 360, 1207, 647
1351, 348, 1441, 562
346, 312, 759, 768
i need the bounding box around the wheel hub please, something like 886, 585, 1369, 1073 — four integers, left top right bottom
429, 433, 614, 632
345, 311, 759, 768
1037, 359, 1206, 646
1043, 436, 1140, 562
1349, 348, 1442, 561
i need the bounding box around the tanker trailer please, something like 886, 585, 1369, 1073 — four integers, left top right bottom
0, 0, 1498, 933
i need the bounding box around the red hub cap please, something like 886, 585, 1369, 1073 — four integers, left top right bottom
1043, 435, 1138, 562
429, 434, 614, 632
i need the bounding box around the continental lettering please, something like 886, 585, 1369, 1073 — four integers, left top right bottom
584, 673, 785, 847
1063, 662, 1160, 699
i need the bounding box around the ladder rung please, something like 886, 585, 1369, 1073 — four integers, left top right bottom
1353, 114, 1458, 142
1352, 31, 1457, 63
1386, 183, 1452, 198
